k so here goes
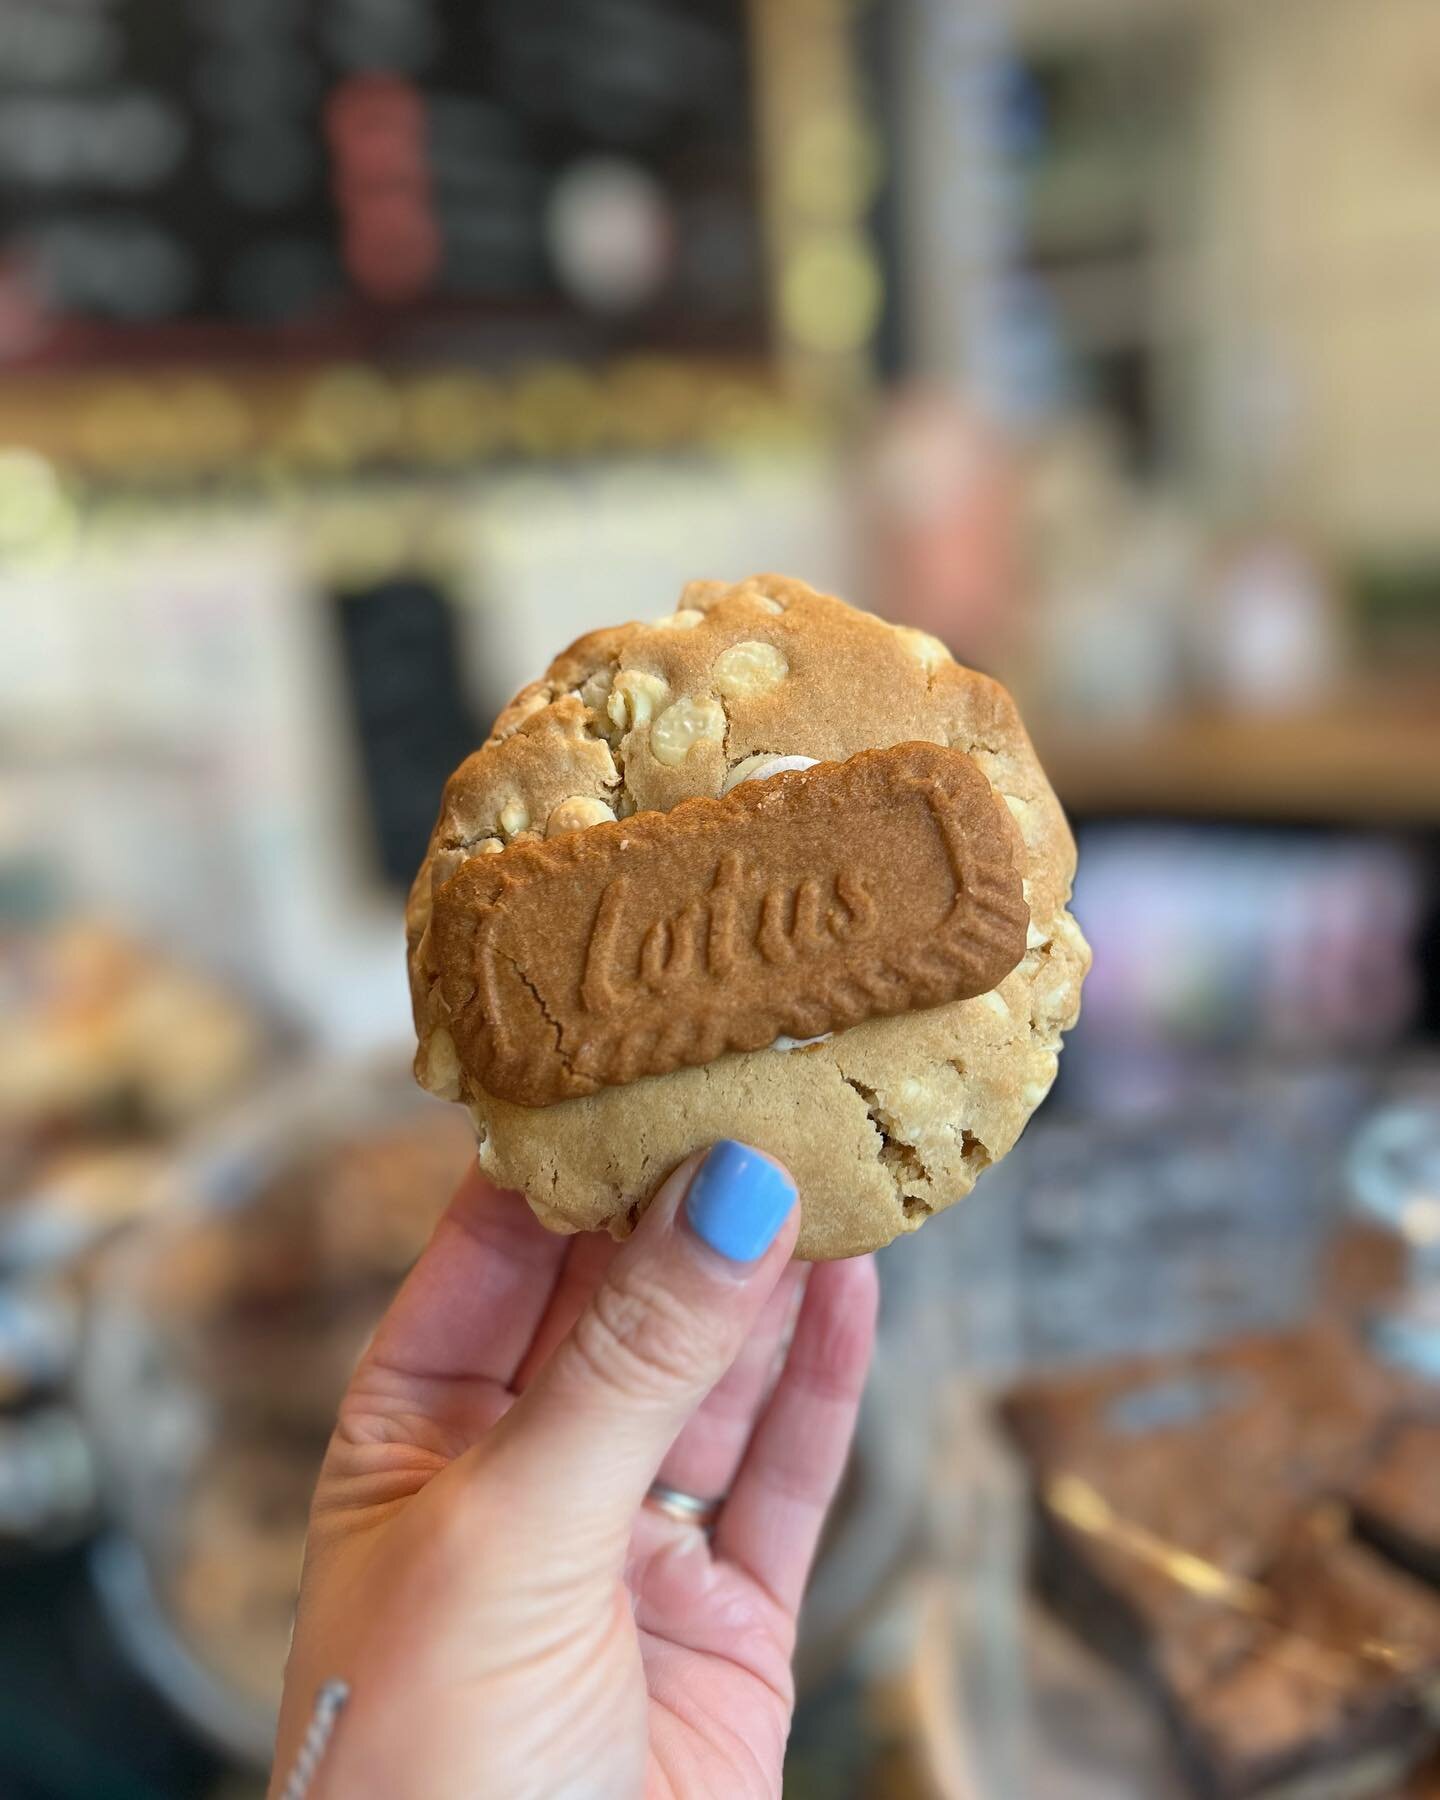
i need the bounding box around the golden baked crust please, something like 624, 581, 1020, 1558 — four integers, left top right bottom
407, 574, 1090, 1259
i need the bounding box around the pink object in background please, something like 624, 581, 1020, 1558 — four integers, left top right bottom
856, 390, 1022, 669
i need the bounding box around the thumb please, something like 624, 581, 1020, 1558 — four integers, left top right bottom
482, 1141, 798, 1558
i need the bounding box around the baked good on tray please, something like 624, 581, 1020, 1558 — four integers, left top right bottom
407, 574, 1088, 1259
1349, 1413, 1440, 1589
1155, 1521, 1440, 1800
1002, 1327, 1440, 1797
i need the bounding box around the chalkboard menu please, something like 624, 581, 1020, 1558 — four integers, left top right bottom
0, 0, 768, 368
330, 575, 482, 889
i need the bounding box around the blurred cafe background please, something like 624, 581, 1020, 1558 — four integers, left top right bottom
1, 0, 1439, 1794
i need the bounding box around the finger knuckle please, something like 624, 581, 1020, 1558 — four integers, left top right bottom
569, 1268, 718, 1404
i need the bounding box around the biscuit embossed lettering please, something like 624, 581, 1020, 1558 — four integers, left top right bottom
430, 743, 1029, 1107
583, 856, 879, 1011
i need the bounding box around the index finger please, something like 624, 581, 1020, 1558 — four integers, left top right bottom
359, 1165, 570, 1394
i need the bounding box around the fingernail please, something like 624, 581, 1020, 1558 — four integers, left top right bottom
684, 1142, 797, 1264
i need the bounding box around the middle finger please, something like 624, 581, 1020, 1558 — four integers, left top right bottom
652, 1261, 808, 1504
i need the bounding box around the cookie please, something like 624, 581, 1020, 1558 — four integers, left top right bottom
408, 574, 1089, 1258
430, 743, 1029, 1108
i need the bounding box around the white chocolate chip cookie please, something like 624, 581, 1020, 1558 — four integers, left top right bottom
407, 574, 1089, 1259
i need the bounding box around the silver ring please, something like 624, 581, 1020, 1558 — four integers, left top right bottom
645, 1480, 723, 1530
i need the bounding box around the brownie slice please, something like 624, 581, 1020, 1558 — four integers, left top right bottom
1156, 1523, 1440, 1798
1003, 1326, 1408, 1574
1002, 1327, 1438, 1797
1024, 1489, 1440, 1796
1401, 1750, 1440, 1796
1350, 1414, 1440, 1589
1319, 1223, 1409, 1322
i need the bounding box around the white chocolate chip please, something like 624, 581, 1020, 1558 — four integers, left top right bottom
979, 990, 1009, 1017
607, 669, 670, 731
546, 795, 617, 837
650, 695, 725, 767
1004, 792, 1040, 846
712, 639, 788, 700
477, 838, 505, 855
651, 609, 703, 631
420, 1027, 461, 1100
1026, 919, 1049, 950
753, 596, 785, 615
722, 753, 818, 794
1055, 912, 1087, 951
895, 626, 951, 676
578, 667, 614, 711
1022, 1055, 1060, 1110
498, 799, 530, 837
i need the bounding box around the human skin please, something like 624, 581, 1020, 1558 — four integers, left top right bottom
269, 1143, 879, 1800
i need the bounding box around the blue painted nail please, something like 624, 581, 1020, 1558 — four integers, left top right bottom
684, 1142, 796, 1263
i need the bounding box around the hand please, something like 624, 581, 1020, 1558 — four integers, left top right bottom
270, 1142, 879, 1800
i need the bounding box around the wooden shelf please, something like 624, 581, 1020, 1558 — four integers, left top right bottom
1033, 691, 1440, 826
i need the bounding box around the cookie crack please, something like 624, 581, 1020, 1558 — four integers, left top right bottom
441, 826, 496, 854
578, 661, 640, 818
840, 1075, 992, 1219
945, 728, 1006, 764
485, 680, 559, 747
840, 1074, 933, 1211
960, 1129, 991, 1172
